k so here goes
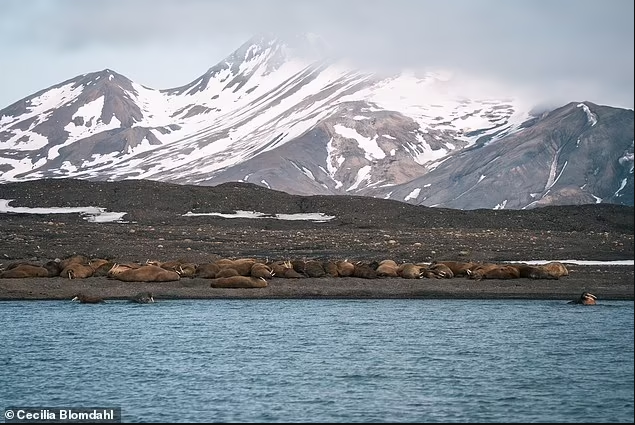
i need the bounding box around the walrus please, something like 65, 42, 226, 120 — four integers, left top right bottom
61, 263, 95, 279
209, 276, 268, 288
71, 293, 105, 304
215, 267, 240, 278
469, 265, 520, 280
195, 262, 221, 279
352, 262, 378, 279
267, 261, 304, 278
290, 260, 307, 275
90, 261, 117, 277
108, 264, 180, 282
147, 259, 187, 271
43, 260, 62, 277
511, 263, 559, 280
176, 263, 198, 278
280, 267, 305, 278
568, 292, 597, 305
541, 261, 569, 278
268, 260, 289, 277
431, 260, 476, 277
0, 264, 50, 278
465, 263, 500, 279
376, 259, 400, 277
88, 258, 111, 271
397, 263, 423, 279
335, 260, 355, 277
130, 292, 155, 304
304, 260, 326, 278
322, 261, 340, 277
224, 258, 256, 276
250, 262, 274, 279
59, 254, 90, 271
426, 262, 454, 279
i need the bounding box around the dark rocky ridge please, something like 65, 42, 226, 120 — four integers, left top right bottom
0, 178, 632, 264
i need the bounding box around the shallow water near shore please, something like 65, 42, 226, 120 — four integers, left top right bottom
1, 299, 633, 423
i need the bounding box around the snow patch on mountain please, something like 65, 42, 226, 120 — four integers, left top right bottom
577, 102, 597, 126
333, 124, 385, 160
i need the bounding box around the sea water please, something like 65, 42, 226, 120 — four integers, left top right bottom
1, 299, 633, 423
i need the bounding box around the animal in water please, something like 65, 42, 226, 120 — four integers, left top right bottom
568, 292, 597, 305
71, 293, 105, 304
130, 292, 155, 304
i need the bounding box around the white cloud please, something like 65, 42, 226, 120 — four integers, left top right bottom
0, 0, 633, 109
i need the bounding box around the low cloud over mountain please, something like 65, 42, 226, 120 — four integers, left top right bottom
1, 33, 633, 209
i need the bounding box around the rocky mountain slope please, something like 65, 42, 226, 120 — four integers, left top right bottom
1, 33, 633, 209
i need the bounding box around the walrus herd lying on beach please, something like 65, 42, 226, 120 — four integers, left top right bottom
0, 254, 570, 288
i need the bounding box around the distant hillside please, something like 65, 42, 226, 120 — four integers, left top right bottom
0, 178, 632, 234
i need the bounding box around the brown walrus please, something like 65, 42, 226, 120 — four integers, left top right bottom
209, 276, 268, 288
0, 264, 51, 278
108, 264, 180, 282
71, 293, 105, 304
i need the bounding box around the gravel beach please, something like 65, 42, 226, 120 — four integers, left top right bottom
1, 179, 632, 302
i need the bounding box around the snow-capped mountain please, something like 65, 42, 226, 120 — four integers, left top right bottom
0, 33, 633, 209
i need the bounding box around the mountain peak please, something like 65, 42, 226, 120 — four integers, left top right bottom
76, 69, 132, 88
229, 31, 332, 65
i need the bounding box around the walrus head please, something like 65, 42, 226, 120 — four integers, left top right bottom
580, 292, 597, 305
132, 291, 155, 303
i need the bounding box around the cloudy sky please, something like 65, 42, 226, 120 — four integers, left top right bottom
1, 0, 633, 110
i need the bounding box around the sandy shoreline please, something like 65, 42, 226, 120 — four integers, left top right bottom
1, 264, 633, 301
